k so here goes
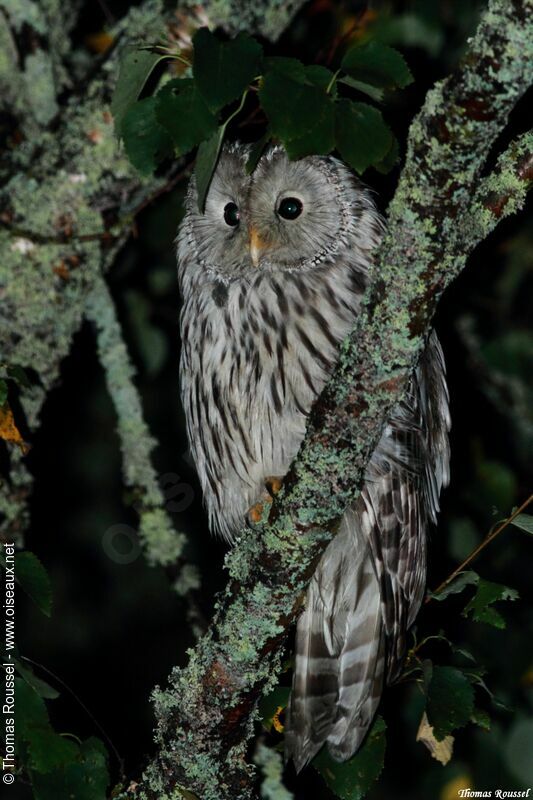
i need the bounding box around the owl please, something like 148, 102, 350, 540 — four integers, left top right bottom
177, 144, 450, 771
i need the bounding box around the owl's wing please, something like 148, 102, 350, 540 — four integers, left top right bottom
362, 330, 450, 682
285, 332, 450, 770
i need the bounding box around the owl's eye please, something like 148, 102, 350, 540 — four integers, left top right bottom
223, 202, 240, 227
278, 197, 303, 220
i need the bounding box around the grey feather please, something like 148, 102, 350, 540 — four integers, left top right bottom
177, 144, 450, 770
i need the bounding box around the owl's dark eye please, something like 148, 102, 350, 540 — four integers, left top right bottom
223, 202, 240, 227
278, 197, 303, 220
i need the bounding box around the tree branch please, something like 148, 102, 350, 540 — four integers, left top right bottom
135, 1, 533, 797
85, 276, 192, 577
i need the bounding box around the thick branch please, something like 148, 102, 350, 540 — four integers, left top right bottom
137, 1, 533, 798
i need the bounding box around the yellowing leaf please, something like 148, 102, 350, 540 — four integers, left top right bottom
416, 712, 454, 765
0, 405, 28, 452
85, 32, 114, 54
440, 774, 472, 800
272, 705, 285, 733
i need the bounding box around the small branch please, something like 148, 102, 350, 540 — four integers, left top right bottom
427, 493, 533, 601
85, 275, 198, 591
453, 130, 533, 251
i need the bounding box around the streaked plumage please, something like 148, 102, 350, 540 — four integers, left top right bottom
177, 144, 450, 771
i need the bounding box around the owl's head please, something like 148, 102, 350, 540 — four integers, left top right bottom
180, 143, 379, 278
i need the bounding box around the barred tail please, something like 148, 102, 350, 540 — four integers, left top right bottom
285, 509, 384, 772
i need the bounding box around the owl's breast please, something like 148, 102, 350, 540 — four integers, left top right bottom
180, 262, 365, 540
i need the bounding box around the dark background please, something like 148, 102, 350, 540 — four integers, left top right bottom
13, 1, 533, 798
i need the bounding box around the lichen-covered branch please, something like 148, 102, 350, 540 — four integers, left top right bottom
135, 1, 533, 798
86, 275, 191, 573
460, 130, 533, 241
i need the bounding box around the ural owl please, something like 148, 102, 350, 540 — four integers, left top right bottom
177, 144, 450, 771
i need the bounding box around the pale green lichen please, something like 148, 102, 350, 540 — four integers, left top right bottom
23, 50, 58, 125
254, 742, 294, 800
194, 0, 307, 41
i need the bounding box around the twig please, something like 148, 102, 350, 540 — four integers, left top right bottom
427, 493, 533, 601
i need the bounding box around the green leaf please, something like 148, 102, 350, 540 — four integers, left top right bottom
246, 131, 271, 174
0, 378, 7, 406
16, 552, 52, 616
193, 28, 262, 112
155, 78, 218, 155
341, 41, 413, 90
462, 579, 519, 629
471, 707, 491, 730
425, 666, 475, 740
28, 729, 79, 774
16, 679, 75, 773
31, 737, 110, 800
262, 56, 306, 82
195, 127, 226, 212
429, 570, 479, 601
374, 134, 399, 174
121, 96, 174, 175
195, 91, 248, 211
450, 645, 476, 664
339, 76, 384, 103
334, 99, 392, 174
305, 64, 336, 91
6, 364, 31, 387
17, 678, 49, 737
259, 70, 335, 159
511, 513, 533, 534
14, 659, 59, 700
111, 47, 167, 136
313, 715, 386, 800
258, 686, 291, 732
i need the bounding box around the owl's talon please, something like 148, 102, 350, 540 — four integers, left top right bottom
247, 478, 283, 527
265, 476, 283, 497
247, 495, 273, 527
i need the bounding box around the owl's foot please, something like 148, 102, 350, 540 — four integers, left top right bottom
265, 476, 283, 497
247, 476, 283, 526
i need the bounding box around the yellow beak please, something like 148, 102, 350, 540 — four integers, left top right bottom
249, 227, 265, 267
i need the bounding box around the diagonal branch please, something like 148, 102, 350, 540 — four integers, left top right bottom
135, 1, 533, 798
